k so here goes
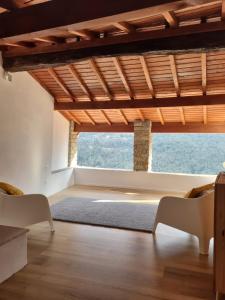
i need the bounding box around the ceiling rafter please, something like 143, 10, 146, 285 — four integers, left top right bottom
68, 29, 95, 40
118, 109, 128, 125
29, 70, 52, 95
201, 52, 207, 124
67, 65, 92, 100
113, 21, 135, 33
222, 0, 225, 20
201, 53, 207, 95
6, 21, 225, 72
89, 58, 112, 100
203, 105, 207, 125
136, 109, 145, 121
67, 111, 81, 125
157, 108, 165, 125
163, 10, 178, 28
139, 56, 155, 98
112, 57, 133, 99
83, 110, 96, 125
54, 95, 225, 111
100, 110, 112, 125
47, 68, 75, 101
169, 54, 185, 125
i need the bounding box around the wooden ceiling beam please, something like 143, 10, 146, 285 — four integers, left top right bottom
68, 29, 95, 40
67, 65, 92, 99
118, 109, 128, 125
83, 111, 96, 125
169, 54, 185, 124
113, 22, 135, 33
157, 108, 165, 125
74, 122, 225, 133
55, 94, 225, 111
48, 68, 75, 101
136, 109, 145, 121
112, 57, 133, 99
89, 58, 112, 100
222, 0, 225, 20
201, 52, 207, 95
66, 111, 81, 125
163, 10, 178, 28
100, 110, 112, 125
6, 21, 225, 72
0, 0, 25, 10
75, 123, 134, 132
169, 55, 180, 96
0, 0, 196, 40
203, 105, 207, 124
139, 55, 155, 98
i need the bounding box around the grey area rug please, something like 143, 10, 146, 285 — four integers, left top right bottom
51, 197, 158, 232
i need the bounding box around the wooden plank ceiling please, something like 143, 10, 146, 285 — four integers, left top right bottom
2, 0, 225, 132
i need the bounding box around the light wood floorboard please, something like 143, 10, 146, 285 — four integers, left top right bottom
0, 186, 217, 300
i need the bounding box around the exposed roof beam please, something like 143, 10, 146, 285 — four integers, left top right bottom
113, 22, 135, 33
139, 56, 155, 98
68, 29, 95, 40
54, 94, 225, 111
0, 0, 197, 40
6, 20, 225, 72
48, 68, 75, 101
163, 10, 178, 28
169, 55, 180, 96
112, 57, 133, 99
75, 123, 134, 132
83, 110, 96, 125
100, 110, 112, 125
66, 111, 81, 125
222, 0, 225, 20
157, 108, 165, 125
203, 105, 207, 124
89, 58, 112, 100
136, 109, 145, 121
201, 52, 207, 95
169, 54, 185, 124
74, 122, 225, 133
67, 65, 92, 99
0, 0, 24, 10
118, 109, 128, 125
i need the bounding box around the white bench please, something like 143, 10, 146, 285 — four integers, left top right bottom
0, 225, 28, 283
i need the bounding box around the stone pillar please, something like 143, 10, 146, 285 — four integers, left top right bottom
133, 120, 152, 171
68, 121, 79, 167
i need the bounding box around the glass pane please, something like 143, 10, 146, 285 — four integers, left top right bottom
152, 133, 225, 175
77, 133, 134, 170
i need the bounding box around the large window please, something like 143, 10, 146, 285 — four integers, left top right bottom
152, 133, 225, 175
77, 132, 225, 175
77, 133, 133, 170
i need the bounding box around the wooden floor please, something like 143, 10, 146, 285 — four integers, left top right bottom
0, 186, 217, 300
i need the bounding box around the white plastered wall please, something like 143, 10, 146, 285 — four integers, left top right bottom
0, 55, 74, 196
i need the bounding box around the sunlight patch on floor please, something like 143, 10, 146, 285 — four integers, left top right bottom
93, 199, 159, 204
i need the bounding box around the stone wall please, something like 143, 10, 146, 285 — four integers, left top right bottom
133, 120, 152, 171
68, 121, 79, 167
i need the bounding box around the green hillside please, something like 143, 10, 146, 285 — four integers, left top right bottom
77, 133, 225, 175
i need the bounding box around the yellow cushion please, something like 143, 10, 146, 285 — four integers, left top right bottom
185, 183, 214, 198
0, 182, 24, 196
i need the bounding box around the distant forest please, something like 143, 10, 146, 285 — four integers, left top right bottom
77, 133, 225, 175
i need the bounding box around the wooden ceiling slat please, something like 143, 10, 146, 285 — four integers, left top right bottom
47, 68, 75, 101
67, 65, 92, 100
139, 55, 155, 98
112, 57, 133, 99
89, 58, 112, 100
